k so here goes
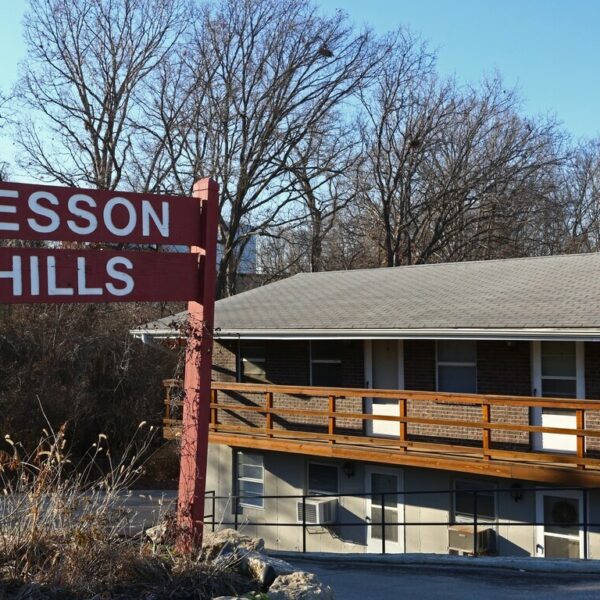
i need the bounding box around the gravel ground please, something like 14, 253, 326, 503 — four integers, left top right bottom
288, 557, 600, 600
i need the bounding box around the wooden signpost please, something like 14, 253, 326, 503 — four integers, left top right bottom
0, 178, 219, 548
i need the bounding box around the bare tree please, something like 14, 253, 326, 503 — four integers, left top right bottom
360, 59, 563, 266
170, 0, 379, 296
283, 118, 361, 272
15, 0, 190, 190
556, 140, 600, 253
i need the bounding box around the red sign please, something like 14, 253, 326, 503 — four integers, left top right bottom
0, 182, 202, 245
0, 247, 201, 303
0, 178, 220, 551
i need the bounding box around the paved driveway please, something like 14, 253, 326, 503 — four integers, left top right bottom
288, 557, 600, 600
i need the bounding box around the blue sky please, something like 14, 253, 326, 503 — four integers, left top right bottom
318, 0, 600, 138
1, 0, 599, 180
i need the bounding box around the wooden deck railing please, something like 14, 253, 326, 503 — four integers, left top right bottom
162, 380, 600, 480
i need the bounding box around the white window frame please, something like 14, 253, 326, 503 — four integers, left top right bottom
453, 478, 497, 525
532, 341, 584, 399
531, 341, 585, 452
436, 340, 478, 394
309, 341, 342, 386
307, 461, 340, 496
237, 340, 266, 383
236, 451, 265, 510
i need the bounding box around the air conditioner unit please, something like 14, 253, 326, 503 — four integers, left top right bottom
296, 498, 338, 525
448, 525, 495, 555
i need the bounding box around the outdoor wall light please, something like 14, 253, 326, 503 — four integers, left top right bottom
342, 461, 355, 478
510, 483, 524, 502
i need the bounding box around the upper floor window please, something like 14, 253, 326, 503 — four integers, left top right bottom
310, 341, 342, 387
437, 340, 477, 393
239, 340, 266, 382
541, 341, 576, 398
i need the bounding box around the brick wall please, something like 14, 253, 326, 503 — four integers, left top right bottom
402, 340, 530, 448
213, 340, 364, 434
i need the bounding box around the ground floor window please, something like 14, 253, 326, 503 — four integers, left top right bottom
236, 451, 264, 509
453, 479, 496, 523
307, 462, 339, 496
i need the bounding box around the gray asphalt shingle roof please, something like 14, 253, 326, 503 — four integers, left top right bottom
134, 253, 600, 339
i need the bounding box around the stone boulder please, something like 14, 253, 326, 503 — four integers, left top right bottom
267, 571, 334, 600
202, 528, 265, 561
243, 551, 295, 590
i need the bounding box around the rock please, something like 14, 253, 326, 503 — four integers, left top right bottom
243, 551, 295, 590
145, 522, 167, 544
202, 528, 265, 561
267, 571, 334, 599
211, 597, 249, 600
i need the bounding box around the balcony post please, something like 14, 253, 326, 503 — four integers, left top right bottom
266, 391, 274, 437
328, 395, 336, 444
576, 408, 585, 470
164, 380, 172, 421
210, 387, 218, 429
482, 401, 491, 461
399, 397, 407, 451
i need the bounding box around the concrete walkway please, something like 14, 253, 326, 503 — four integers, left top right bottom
286, 557, 600, 600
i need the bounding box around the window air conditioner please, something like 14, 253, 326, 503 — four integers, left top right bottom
296, 498, 338, 525
448, 525, 495, 555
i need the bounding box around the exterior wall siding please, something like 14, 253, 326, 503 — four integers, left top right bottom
205, 443, 600, 558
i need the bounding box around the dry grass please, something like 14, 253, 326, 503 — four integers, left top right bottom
0, 419, 257, 599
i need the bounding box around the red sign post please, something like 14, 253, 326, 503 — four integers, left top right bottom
0, 179, 219, 548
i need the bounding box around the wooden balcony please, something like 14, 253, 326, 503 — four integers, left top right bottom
163, 380, 600, 486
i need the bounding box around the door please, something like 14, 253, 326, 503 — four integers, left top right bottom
365, 467, 404, 553
535, 490, 584, 558
365, 340, 403, 438
531, 341, 584, 452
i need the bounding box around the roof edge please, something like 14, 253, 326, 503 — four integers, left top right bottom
132, 326, 600, 342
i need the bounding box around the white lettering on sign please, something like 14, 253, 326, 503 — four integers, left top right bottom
104, 197, 137, 236
67, 194, 98, 235
0, 254, 136, 298
77, 257, 102, 295
142, 202, 169, 237
30, 256, 40, 295
47, 256, 74, 295
106, 257, 134, 296
0, 255, 22, 295
0, 190, 19, 231
0, 188, 171, 239
28, 192, 61, 233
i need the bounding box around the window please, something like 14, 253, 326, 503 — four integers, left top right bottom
437, 340, 477, 393
541, 341, 576, 398
310, 341, 342, 387
308, 463, 339, 496
453, 479, 496, 523
236, 451, 264, 509
239, 341, 266, 382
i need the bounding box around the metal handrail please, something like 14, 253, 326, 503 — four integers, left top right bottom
203, 486, 594, 559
